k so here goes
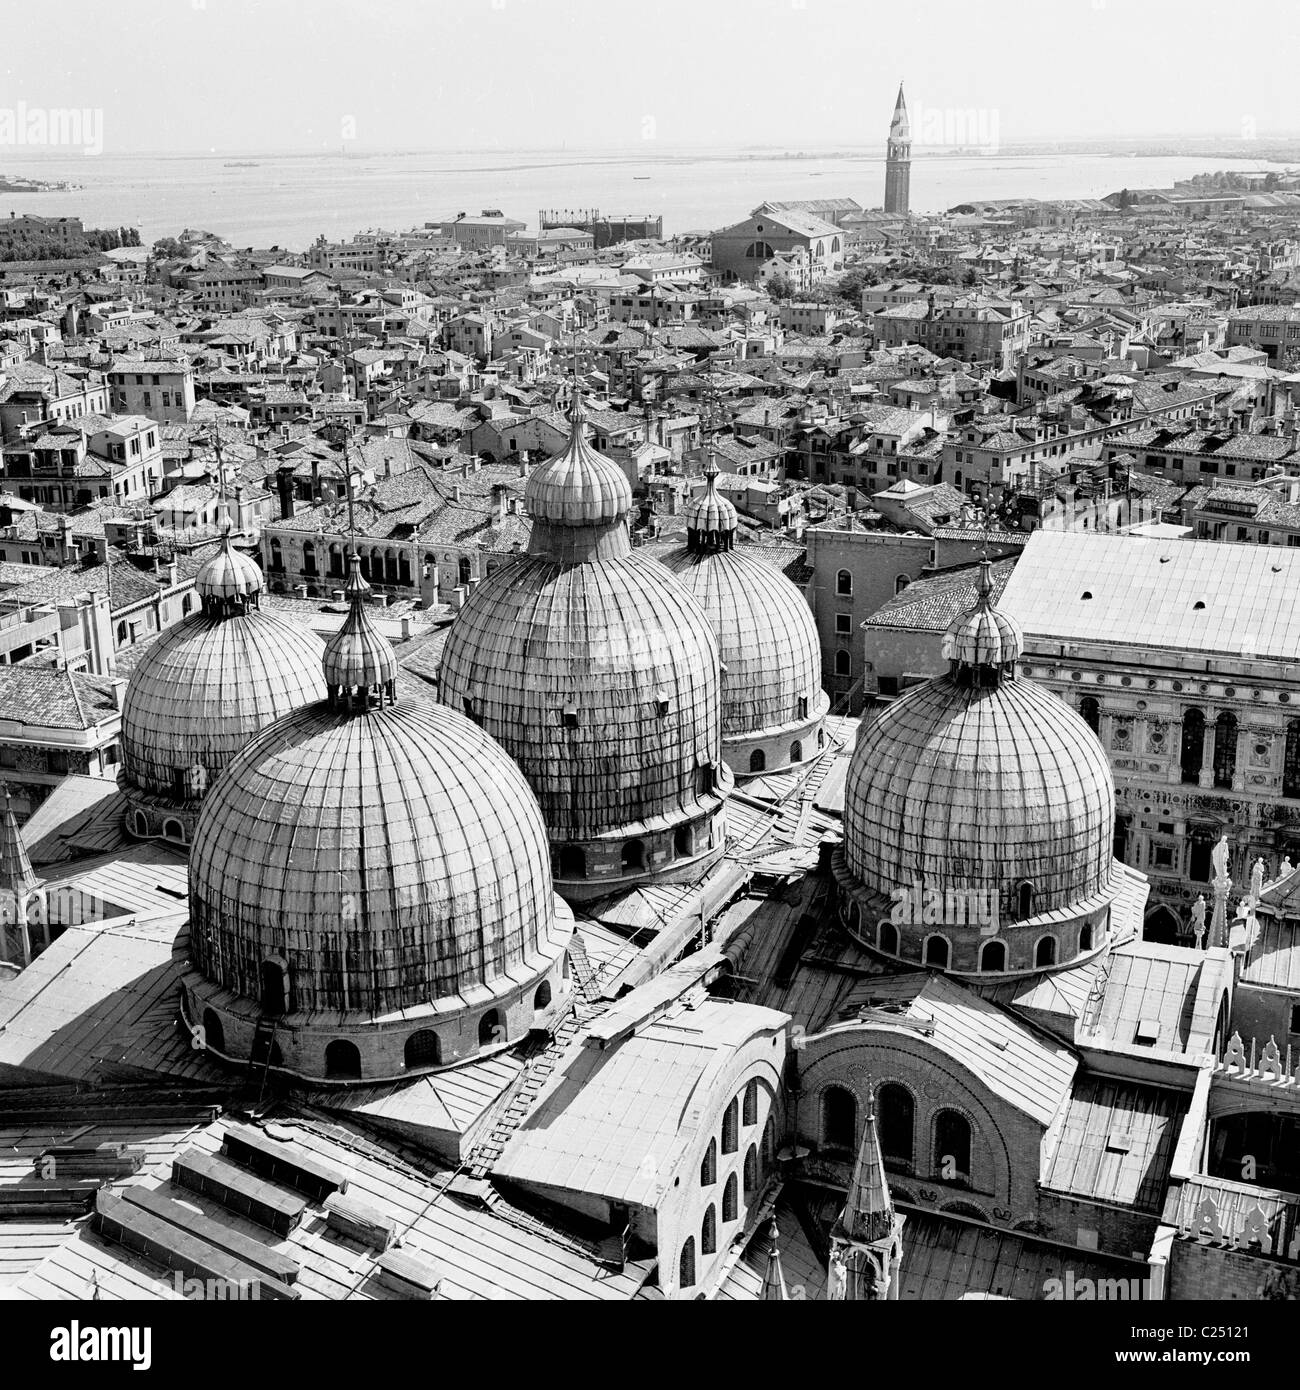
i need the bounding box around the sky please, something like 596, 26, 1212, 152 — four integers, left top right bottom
3, 0, 1299, 155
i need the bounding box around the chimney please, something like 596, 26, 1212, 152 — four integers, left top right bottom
276, 465, 296, 520
310, 457, 321, 500
492, 484, 506, 521
168, 559, 178, 587
452, 484, 461, 504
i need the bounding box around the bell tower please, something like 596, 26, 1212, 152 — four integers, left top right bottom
884, 83, 911, 216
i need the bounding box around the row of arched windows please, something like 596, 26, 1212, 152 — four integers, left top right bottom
554, 825, 699, 880
681, 1080, 773, 1290
1082, 700, 1248, 793
863, 909, 1092, 969
821, 1084, 972, 1180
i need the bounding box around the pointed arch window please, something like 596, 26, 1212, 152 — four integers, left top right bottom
722, 1173, 738, 1223
702, 1204, 717, 1255
743, 1144, 758, 1198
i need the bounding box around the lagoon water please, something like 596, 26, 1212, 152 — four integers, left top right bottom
0, 147, 1287, 251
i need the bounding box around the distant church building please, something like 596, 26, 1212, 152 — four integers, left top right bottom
884, 83, 911, 216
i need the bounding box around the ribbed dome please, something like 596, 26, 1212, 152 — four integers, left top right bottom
120, 609, 326, 801
196, 533, 263, 602
684, 464, 739, 539
942, 561, 1023, 667
438, 555, 729, 841
660, 544, 826, 743
188, 698, 561, 1014
322, 555, 399, 692
844, 673, 1115, 919
524, 393, 633, 527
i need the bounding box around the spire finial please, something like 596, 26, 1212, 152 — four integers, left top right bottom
761, 1218, 789, 1302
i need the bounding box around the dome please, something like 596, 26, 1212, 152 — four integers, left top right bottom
661, 465, 828, 777
188, 696, 562, 1014
438, 392, 731, 899
195, 535, 263, 602
322, 555, 398, 693
837, 565, 1119, 976
524, 393, 632, 527
186, 571, 572, 1082
942, 561, 1023, 668
119, 538, 326, 834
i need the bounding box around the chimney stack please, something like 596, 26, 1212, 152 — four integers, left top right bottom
276, 465, 296, 520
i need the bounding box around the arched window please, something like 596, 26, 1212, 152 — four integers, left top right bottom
702, 1205, 717, 1255
302, 540, 317, 576
181, 593, 194, 616
821, 1085, 856, 1153
324, 1039, 361, 1080
743, 1144, 758, 1198
831, 237, 841, 254
789, 740, 802, 763
834, 650, 851, 676
1180, 708, 1205, 784
201, 1008, 224, 1056
722, 1098, 739, 1154
1079, 923, 1094, 953
924, 935, 949, 969
557, 845, 586, 878
836, 569, 853, 596
1213, 711, 1237, 789
1285, 721, 1300, 800
980, 939, 1007, 973
478, 1009, 503, 1047
934, 1111, 972, 1180
458, 555, 472, 586
679, 1238, 696, 1290
259, 960, 287, 1016
404, 1030, 441, 1069
743, 1078, 760, 1127
879, 920, 899, 954
878, 1083, 915, 1168
621, 838, 645, 872
700, 1137, 717, 1186
722, 1173, 738, 1222
1079, 696, 1100, 734
1016, 881, 1034, 919
533, 980, 552, 1011
116, 621, 128, 645
162, 817, 185, 843
132, 810, 150, 838
749, 748, 766, 774
745, 240, 775, 260
1035, 935, 1057, 968
895, 574, 910, 595
674, 823, 694, 858
762, 1116, 775, 1169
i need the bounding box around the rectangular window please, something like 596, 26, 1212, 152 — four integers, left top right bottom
835, 614, 852, 635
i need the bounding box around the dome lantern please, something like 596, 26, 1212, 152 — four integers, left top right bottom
942, 559, 1023, 687
686, 457, 738, 555
195, 528, 264, 619
322, 552, 398, 712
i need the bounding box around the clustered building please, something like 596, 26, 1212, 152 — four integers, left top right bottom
0, 86, 1299, 1305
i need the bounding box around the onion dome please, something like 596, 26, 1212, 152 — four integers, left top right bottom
524, 392, 633, 531
438, 391, 732, 901
835, 562, 1119, 977
942, 561, 1023, 673
661, 461, 827, 778
684, 458, 738, 548
119, 532, 326, 844
195, 534, 264, 605
186, 560, 572, 1084
322, 554, 399, 699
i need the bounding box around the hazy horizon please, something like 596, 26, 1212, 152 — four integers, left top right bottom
5, 0, 1300, 156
